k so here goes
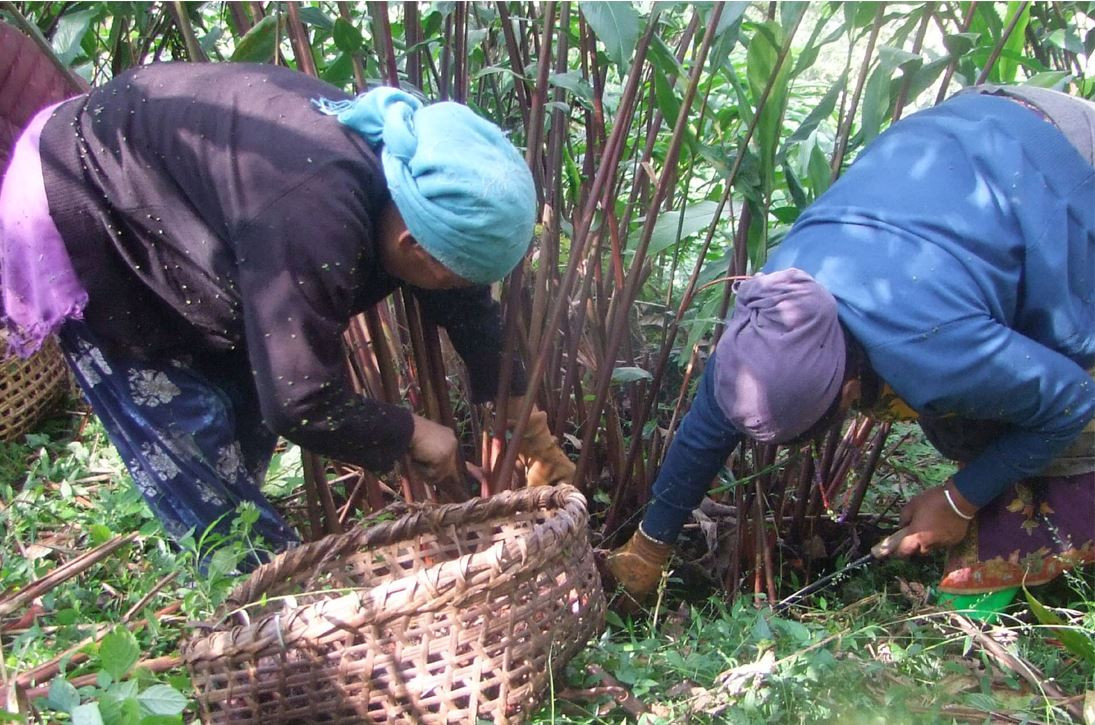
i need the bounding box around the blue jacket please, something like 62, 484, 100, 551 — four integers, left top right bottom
643, 92, 1094, 542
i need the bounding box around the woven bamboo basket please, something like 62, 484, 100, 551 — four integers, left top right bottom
0, 333, 69, 442
183, 484, 605, 724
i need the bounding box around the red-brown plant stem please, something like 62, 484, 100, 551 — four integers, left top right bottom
493, 14, 661, 490
975, 1, 1030, 85
403, 2, 421, 89
496, 1, 532, 129
830, 3, 885, 178
892, 3, 935, 122
572, 6, 724, 489
842, 422, 891, 522
168, 1, 207, 62
286, 2, 316, 76
369, 1, 399, 85
934, 2, 977, 105
340, 2, 368, 90
613, 12, 802, 508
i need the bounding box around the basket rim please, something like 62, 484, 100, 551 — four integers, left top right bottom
182, 485, 591, 663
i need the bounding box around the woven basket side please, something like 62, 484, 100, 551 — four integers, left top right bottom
0, 336, 69, 442
185, 485, 605, 724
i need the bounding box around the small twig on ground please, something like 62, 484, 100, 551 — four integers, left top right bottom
948, 613, 1084, 722
0, 533, 138, 617
122, 571, 178, 622
585, 664, 649, 718
21, 655, 182, 703
12, 602, 180, 692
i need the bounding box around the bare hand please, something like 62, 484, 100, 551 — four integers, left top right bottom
408, 414, 459, 482
895, 482, 974, 557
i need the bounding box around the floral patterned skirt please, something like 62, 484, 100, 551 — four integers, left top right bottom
940, 471, 1094, 594
57, 319, 299, 562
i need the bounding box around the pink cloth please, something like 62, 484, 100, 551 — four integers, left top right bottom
0, 100, 87, 358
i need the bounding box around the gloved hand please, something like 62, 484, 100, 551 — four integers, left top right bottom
601, 527, 672, 611
408, 414, 459, 482
894, 479, 976, 557
515, 408, 575, 487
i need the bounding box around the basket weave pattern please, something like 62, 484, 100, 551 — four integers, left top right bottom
0, 335, 69, 442
183, 485, 605, 724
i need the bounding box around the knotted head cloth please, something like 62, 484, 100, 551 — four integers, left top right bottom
314, 87, 536, 285
714, 268, 846, 443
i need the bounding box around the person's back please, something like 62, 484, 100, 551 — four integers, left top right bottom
40, 62, 388, 357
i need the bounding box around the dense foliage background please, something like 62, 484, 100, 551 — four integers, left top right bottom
1, 1, 1093, 722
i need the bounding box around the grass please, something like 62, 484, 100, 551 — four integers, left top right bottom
1, 403, 1091, 724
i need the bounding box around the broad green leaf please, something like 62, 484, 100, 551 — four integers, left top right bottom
548, 72, 594, 103
99, 628, 140, 681
942, 32, 980, 59
71, 703, 105, 725
1023, 588, 1095, 665
861, 63, 891, 145
137, 685, 188, 717
647, 34, 684, 79
745, 21, 792, 198
52, 8, 98, 65
47, 677, 81, 713
320, 52, 354, 87
653, 68, 682, 128
579, 1, 640, 73
332, 17, 363, 53
230, 14, 278, 64
1022, 71, 1071, 90
641, 200, 723, 256
296, 6, 334, 30
784, 76, 844, 149
993, 2, 1031, 84
610, 366, 653, 384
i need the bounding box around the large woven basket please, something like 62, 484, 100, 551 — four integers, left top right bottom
0, 333, 69, 442
183, 484, 605, 724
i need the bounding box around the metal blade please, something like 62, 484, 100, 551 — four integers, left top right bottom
773, 552, 874, 612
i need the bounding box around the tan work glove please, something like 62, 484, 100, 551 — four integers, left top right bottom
515, 408, 575, 487
601, 527, 672, 612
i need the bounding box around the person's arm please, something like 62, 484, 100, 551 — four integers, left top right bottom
411, 284, 527, 403
880, 316, 1095, 508
234, 173, 416, 472
642, 347, 743, 543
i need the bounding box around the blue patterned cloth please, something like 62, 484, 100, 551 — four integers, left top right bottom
57, 319, 300, 562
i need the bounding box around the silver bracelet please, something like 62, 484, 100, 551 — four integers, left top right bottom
944, 488, 975, 521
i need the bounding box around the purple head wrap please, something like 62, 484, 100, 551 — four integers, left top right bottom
714, 268, 845, 443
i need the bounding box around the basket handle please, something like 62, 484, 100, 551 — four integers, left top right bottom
223, 485, 585, 613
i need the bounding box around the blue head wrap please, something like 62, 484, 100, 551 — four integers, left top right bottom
313, 87, 536, 285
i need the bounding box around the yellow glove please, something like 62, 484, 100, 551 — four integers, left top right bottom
602, 527, 672, 611
516, 409, 575, 487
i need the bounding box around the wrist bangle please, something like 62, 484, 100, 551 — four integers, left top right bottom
944, 488, 975, 521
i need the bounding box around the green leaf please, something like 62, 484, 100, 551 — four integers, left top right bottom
579, 1, 641, 73
71, 703, 105, 725
547, 72, 594, 103
137, 685, 188, 717
610, 366, 653, 385
230, 14, 278, 64
745, 21, 792, 195
1023, 588, 1095, 665
784, 76, 844, 148
332, 17, 363, 54
89, 523, 113, 546
99, 628, 140, 681
296, 6, 334, 30
52, 8, 98, 65
641, 200, 722, 256
1022, 70, 1070, 90
47, 677, 81, 714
